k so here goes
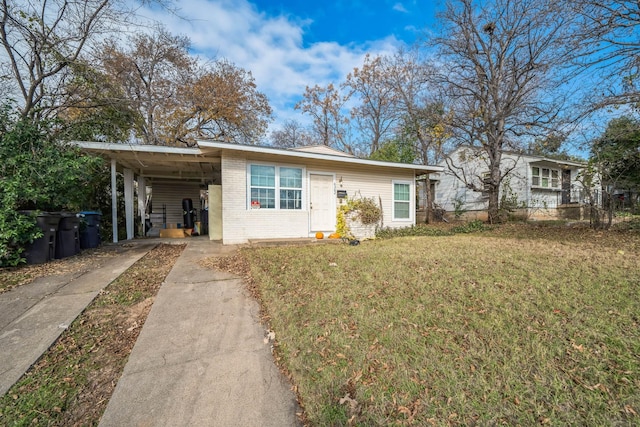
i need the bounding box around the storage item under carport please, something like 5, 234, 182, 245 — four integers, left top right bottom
22, 211, 61, 264
78, 211, 102, 249
200, 208, 208, 235
182, 198, 195, 229
55, 213, 81, 258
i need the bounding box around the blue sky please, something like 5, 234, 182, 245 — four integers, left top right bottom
250, 0, 438, 47
139, 0, 441, 135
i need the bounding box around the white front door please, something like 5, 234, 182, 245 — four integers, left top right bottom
309, 173, 335, 231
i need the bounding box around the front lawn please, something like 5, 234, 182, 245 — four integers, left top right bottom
221, 225, 640, 425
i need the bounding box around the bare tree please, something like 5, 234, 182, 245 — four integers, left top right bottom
381, 50, 451, 222
99, 28, 192, 144
343, 54, 401, 155
270, 120, 314, 148
570, 0, 640, 109
382, 51, 450, 165
434, 0, 578, 223
0, 0, 179, 120
0, 0, 115, 119
295, 83, 353, 153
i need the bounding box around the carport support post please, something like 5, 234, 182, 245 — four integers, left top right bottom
124, 168, 134, 240
137, 176, 146, 237
111, 159, 118, 243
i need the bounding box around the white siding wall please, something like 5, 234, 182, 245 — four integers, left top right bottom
150, 181, 201, 227
437, 148, 589, 219
436, 170, 488, 212
220, 153, 417, 244
330, 165, 415, 229
530, 189, 560, 209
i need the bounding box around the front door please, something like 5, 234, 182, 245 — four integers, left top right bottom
309, 173, 334, 231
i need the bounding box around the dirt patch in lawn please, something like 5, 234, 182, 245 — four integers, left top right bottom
0, 245, 136, 295
0, 243, 185, 426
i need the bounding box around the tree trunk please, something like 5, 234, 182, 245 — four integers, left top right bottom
487, 187, 500, 224
487, 152, 502, 224
606, 192, 614, 229
425, 178, 433, 223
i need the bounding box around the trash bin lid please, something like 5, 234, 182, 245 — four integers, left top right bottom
78, 210, 102, 216
58, 212, 77, 218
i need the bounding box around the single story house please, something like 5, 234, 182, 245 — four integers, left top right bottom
434, 146, 594, 220
75, 140, 442, 244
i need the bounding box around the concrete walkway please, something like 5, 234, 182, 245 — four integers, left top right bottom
98, 239, 301, 426
0, 243, 155, 396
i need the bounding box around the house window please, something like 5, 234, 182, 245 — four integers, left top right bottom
393, 181, 411, 220
279, 167, 302, 209
532, 167, 560, 189
249, 164, 303, 209
250, 165, 276, 208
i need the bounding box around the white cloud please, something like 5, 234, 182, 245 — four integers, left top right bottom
393, 3, 408, 13
135, 0, 403, 134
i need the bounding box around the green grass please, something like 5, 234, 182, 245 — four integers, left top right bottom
242, 227, 640, 425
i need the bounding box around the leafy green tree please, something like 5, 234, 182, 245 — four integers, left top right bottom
592, 116, 640, 191
58, 59, 139, 143
93, 29, 272, 146
0, 105, 104, 266
369, 139, 416, 163
588, 116, 640, 227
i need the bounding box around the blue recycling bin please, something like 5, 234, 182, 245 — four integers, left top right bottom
78, 211, 102, 249
22, 212, 61, 264
55, 213, 81, 258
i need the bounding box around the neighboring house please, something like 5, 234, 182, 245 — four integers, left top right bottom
75, 140, 442, 244
435, 146, 593, 221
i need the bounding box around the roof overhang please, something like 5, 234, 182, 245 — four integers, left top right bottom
73, 140, 443, 180
528, 158, 586, 169
196, 140, 443, 176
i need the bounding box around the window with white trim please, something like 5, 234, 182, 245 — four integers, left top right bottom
393, 181, 411, 220
279, 167, 302, 209
249, 164, 303, 209
531, 166, 560, 189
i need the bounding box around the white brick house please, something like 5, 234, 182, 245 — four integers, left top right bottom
76, 140, 442, 244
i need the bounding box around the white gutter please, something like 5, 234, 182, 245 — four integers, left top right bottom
73, 141, 203, 156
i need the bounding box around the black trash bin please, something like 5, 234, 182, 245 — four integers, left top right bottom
56, 213, 81, 259
79, 211, 102, 249
23, 212, 61, 264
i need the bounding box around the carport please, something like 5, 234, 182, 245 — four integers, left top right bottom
74, 142, 221, 242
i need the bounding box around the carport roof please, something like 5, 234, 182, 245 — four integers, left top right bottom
74, 140, 443, 179
74, 141, 218, 180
